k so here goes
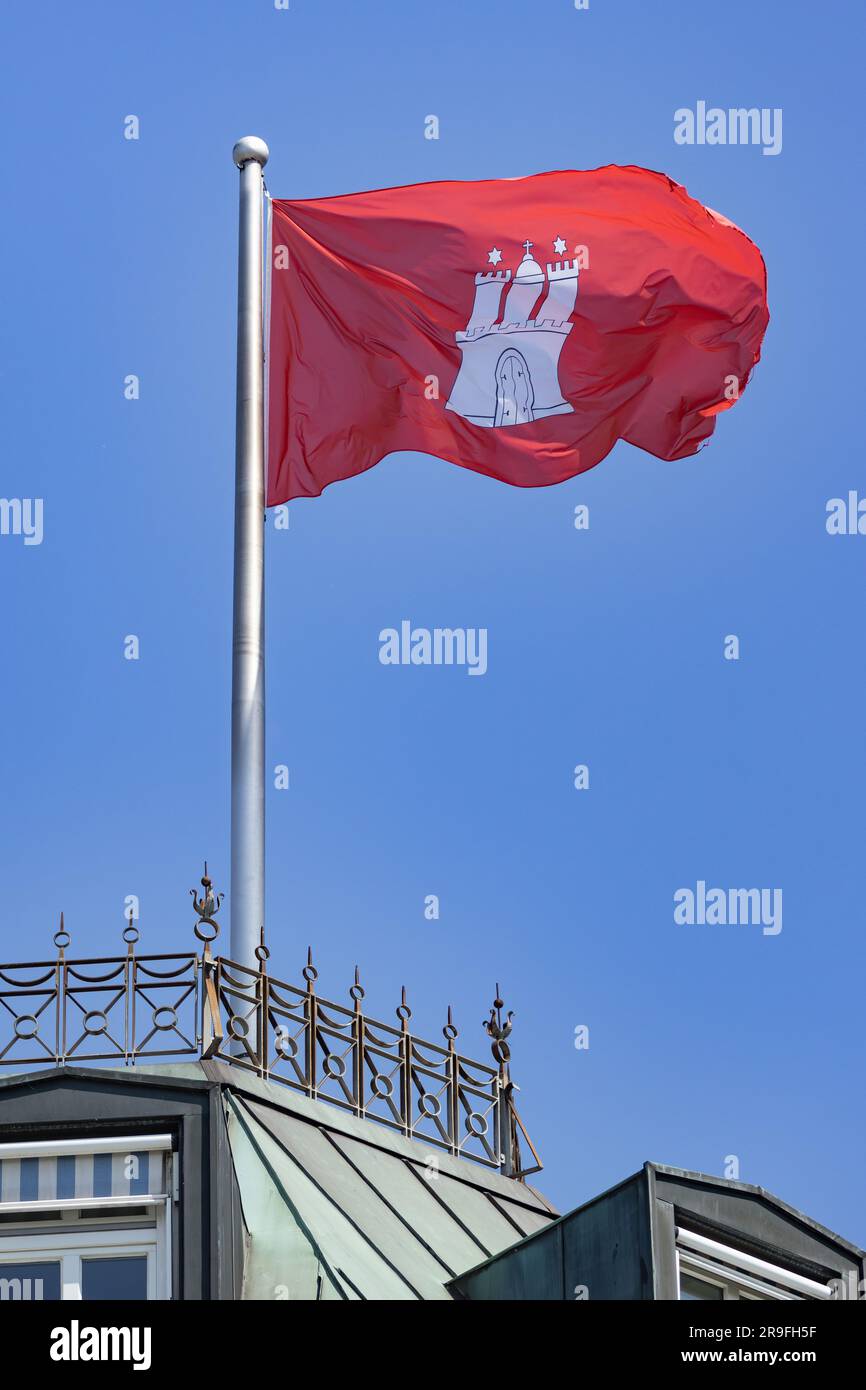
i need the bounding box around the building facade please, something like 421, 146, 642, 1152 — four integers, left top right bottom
0, 879, 861, 1302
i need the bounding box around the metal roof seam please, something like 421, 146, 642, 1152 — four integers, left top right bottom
401, 1154, 494, 1261
224, 1091, 351, 1301
317, 1125, 459, 1282
235, 1094, 429, 1300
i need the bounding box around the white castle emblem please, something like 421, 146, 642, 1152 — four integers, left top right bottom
446, 239, 579, 428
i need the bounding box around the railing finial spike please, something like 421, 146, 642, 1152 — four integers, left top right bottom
349, 963, 365, 1011
54, 911, 70, 959
123, 903, 140, 954
255, 923, 269, 973
302, 945, 318, 992
443, 1003, 458, 1046
396, 984, 412, 1030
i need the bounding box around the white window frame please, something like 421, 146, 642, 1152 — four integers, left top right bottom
678, 1250, 795, 1300
0, 1134, 173, 1300
0, 1225, 162, 1300
676, 1228, 836, 1301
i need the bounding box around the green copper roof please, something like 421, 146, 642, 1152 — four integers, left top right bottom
196, 1061, 556, 1300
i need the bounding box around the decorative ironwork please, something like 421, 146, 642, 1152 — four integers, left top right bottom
0, 868, 541, 1179
0, 908, 199, 1069
482, 985, 543, 1180
190, 862, 223, 934
484, 987, 514, 1064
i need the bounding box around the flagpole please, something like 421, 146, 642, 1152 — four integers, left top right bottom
230, 135, 269, 969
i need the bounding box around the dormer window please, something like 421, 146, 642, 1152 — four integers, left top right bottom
677, 1228, 836, 1301
0, 1135, 173, 1301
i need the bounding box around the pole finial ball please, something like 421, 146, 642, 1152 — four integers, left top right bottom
233, 136, 269, 168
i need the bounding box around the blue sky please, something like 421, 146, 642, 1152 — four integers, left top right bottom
1, 0, 863, 1244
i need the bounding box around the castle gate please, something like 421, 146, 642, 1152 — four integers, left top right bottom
494, 349, 535, 426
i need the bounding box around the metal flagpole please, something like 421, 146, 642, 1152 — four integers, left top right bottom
230, 135, 269, 969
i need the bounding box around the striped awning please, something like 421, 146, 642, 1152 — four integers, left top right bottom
0, 1135, 171, 1207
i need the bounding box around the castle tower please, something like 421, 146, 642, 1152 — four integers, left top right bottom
501, 242, 545, 324
466, 269, 511, 331
536, 259, 579, 324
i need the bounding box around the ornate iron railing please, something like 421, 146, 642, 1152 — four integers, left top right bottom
0, 868, 541, 1179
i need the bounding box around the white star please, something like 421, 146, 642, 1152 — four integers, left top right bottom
553, 236, 567, 257
487, 247, 502, 266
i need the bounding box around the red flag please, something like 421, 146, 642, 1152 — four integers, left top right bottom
267, 166, 768, 504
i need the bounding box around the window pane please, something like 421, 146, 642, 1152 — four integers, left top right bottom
0, 1261, 61, 1301
681, 1272, 724, 1300
82, 1256, 148, 1301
